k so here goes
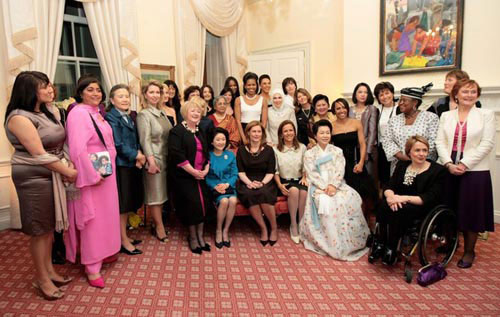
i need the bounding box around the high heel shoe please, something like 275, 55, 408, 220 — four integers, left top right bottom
260, 240, 268, 246
290, 227, 300, 244
457, 251, 475, 269
223, 240, 231, 248
131, 239, 142, 246
188, 237, 202, 254
368, 242, 384, 264
215, 240, 224, 249
382, 247, 397, 266
120, 245, 143, 255
198, 237, 211, 252
151, 225, 168, 243
51, 275, 73, 287
87, 276, 105, 288
269, 239, 277, 246
32, 282, 64, 300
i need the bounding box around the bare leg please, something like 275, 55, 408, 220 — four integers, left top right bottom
261, 204, 277, 241
223, 197, 237, 242
150, 204, 167, 239
287, 187, 299, 236
43, 233, 66, 282
120, 213, 135, 251
216, 198, 229, 243
31, 233, 60, 295
248, 205, 268, 241
298, 189, 308, 223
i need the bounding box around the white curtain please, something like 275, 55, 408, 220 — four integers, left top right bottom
189, 0, 244, 37
221, 11, 248, 82
173, 0, 206, 94
78, 0, 141, 109
1, 0, 64, 93
205, 32, 226, 95
0, 0, 64, 228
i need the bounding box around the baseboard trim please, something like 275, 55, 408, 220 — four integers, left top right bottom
495, 210, 500, 224
0, 212, 10, 231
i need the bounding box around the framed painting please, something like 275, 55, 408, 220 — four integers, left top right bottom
140, 64, 175, 83
379, 0, 464, 76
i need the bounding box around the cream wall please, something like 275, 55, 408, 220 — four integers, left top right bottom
135, 0, 177, 68
343, 0, 500, 95
246, 0, 344, 99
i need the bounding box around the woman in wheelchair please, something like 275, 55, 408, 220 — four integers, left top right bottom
370, 136, 446, 265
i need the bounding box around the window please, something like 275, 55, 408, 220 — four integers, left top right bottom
53, 0, 103, 101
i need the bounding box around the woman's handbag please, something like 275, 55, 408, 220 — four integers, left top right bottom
88, 114, 112, 177
416, 263, 447, 287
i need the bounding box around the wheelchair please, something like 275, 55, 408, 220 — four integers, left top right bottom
369, 205, 459, 283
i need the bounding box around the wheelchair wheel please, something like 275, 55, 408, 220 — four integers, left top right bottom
418, 206, 458, 267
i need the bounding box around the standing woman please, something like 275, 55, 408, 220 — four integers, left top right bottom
220, 87, 234, 116
168, 100, 215, 253
374, 81, 400, 187
282, 77, 297, 109
259, 74, 272, 107
273, 120, 307, 244
208, 95, 240, 151
266, 88, 297, 146
237, 121, 278, 245
436, 79, 495, 268
161, 83, 177, 126
137, 81, 172, 243
65, 77, 120, 288
234, 72, 269, 144
382, 84, 439, 175
206, 128, 239, 248
164, 80, 182, 124
183, 85, 201, 102
5, 71, 77, 299
308, 94, 335, 147
295, 88, 315, 146
201, 84, 215, 116
223, 76, 240, 111
105, 84, 145, 255
349, 83, 379, 177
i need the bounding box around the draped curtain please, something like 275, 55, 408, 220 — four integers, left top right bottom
1, 0, 65, 228
1, 0, 65, 95
77, 0, 141, 110
174, 0, 248, 94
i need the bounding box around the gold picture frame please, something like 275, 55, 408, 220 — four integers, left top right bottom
140, 64, 175, 83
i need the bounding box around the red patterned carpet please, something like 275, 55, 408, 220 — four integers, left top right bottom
0, 217, 499, 317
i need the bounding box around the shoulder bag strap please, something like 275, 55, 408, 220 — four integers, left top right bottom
88, 113, 107, 150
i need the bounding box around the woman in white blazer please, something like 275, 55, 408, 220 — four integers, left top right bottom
436, 79, 495, 269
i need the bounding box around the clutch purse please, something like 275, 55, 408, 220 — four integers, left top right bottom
416, 263, 447, 287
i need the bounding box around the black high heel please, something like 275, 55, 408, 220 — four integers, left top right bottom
151, 225, 168, 243
260, 240, 269, 246
198, 237, 211, 252
368, 242, 384, 263
382, 247, 397, 266
187, 237, 202, 254
269, 239, 277, 246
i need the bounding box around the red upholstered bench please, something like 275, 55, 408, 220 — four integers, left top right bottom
235, 196, 289, 216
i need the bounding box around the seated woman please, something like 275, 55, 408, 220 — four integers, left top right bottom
370, 136, 446, 265
208, 95, 240, 151
300, 120, 369, 261
236, 121, 278, 246
206, 128, 238, 249
273, 120, 307, 244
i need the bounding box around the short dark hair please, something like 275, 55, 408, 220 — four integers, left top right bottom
352, 82, 375, 105
242, 72, 259, 94
5, 71, 58, 124
211, 127, 230, 150
312, 119, 332, 135
282, 77, 297, 95
183, 85, 201, 101
332, 98, 349, 114
74, 77, 106, 103
312, 94, 330, 108
258, 74, 271, 94
373, 81, 395, 104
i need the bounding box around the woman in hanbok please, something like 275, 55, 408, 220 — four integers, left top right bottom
300, 119, 369, 261
65, 77, 120, 288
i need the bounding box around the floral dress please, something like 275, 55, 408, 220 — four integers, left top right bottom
299, 144, 369, 261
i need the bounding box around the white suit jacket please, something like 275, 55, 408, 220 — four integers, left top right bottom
436, 107, 496, 171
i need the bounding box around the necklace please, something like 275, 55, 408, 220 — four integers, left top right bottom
245, 94, 258, 100
213, 112, 226, 121
403, 163, 426, 186
302, 108, 311, 117
248, 145, 261, 157
182, 121, 198, 134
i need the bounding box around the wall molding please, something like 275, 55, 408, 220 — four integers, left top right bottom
342, 85, 500, 99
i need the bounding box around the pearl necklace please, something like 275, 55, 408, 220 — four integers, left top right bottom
182, 121, 198, 134
245, 94, 258, 100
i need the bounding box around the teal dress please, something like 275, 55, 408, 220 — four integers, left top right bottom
206, 150, 238, 204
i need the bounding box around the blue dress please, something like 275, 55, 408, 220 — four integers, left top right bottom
206, 150, 238, 204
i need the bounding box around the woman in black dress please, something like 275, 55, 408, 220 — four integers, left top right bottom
369, 136, 446, 265
168, 100, 215, 254
237, 121, 278, 246
295, 88, 314, 146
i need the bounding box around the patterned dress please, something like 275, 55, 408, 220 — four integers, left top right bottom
299, 144, 369, 261
382, 111, 439, 174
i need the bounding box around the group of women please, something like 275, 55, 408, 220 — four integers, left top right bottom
4, 68, 495, 300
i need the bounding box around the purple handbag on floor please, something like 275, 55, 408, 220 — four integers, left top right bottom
417, 263, 447, 287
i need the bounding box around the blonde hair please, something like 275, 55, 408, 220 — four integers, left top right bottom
180, 100, 204, 120
140, 80, 163, 111
244, 120, 267, 147
405, 135, 430, 156
190, 96, 208, 116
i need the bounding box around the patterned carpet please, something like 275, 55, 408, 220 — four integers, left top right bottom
0, 217, 499, 317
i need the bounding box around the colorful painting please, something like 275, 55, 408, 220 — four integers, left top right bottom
140, 64, 175, 83
380, 0, 464, 75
